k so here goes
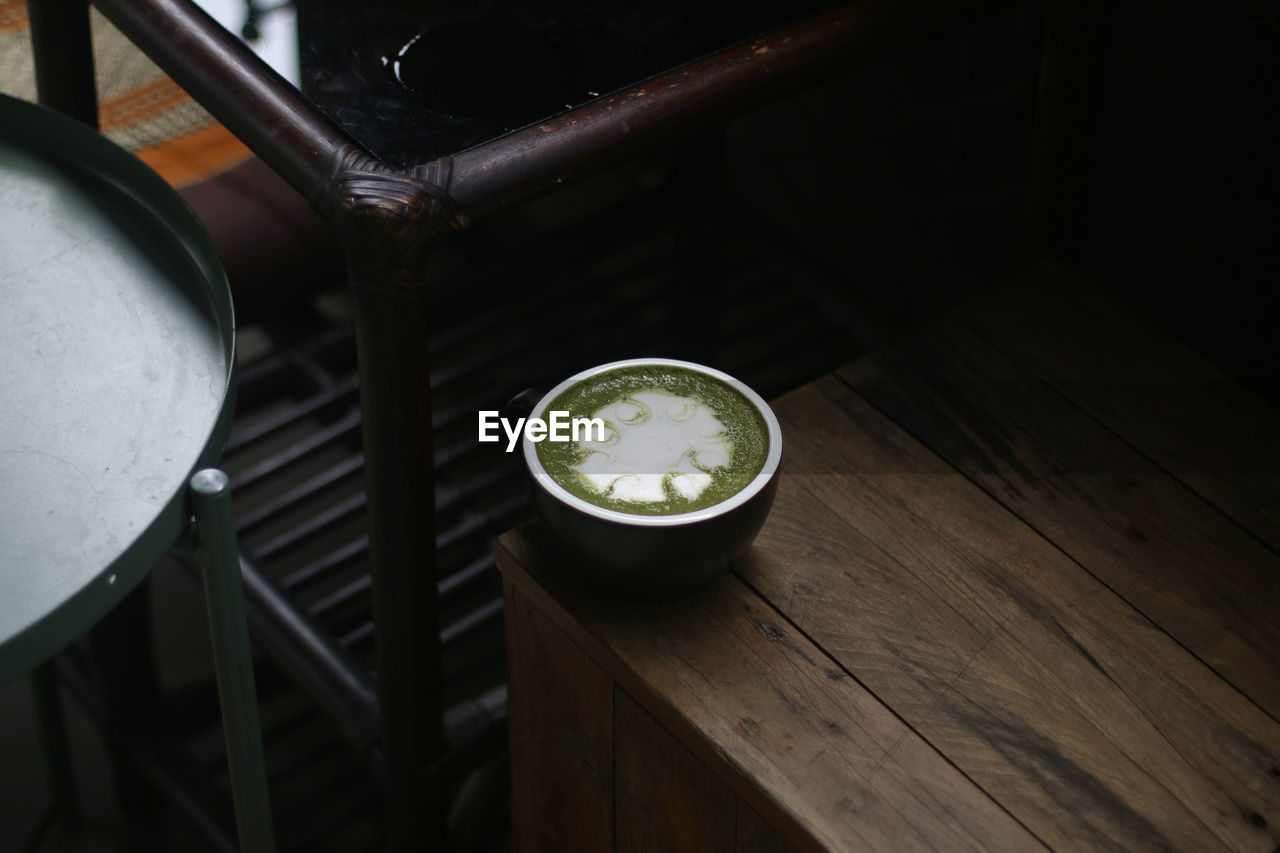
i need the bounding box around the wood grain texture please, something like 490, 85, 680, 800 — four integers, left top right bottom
614, 687, 738, 853
504, 581, 613, 853
956, 260, 1280, 551
837, 319, 1280, 719
498, 529, 1043, 853
754, 378, 1280, 851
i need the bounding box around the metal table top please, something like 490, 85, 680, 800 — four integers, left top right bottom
0, 93, 234, 683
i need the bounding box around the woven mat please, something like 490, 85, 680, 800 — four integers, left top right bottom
1, 0, 252, 187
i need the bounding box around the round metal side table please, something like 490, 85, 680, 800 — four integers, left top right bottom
1, 92, 273, 852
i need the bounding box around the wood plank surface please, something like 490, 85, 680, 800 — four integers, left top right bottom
753, 378, 1280, 850
614, 687, 738, 852
837, 319, 1280, 719
956, 260, 1280, 551
505, 582, 614, 852
498, 529, 1044, 853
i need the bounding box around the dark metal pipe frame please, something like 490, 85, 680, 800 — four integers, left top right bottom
83, 0, 1012, 223
27, 0, 99, 128
346, 258, 447, 847
446, 0, 1013, 216
89, 0, 363, 199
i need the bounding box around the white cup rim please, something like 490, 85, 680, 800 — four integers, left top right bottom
522, 358, 783, 527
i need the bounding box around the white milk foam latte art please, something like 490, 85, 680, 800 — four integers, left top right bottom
570, 389, 732, 504
534, 364, 770, 516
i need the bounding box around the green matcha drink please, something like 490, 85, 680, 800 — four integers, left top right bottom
535, 364, 770, 516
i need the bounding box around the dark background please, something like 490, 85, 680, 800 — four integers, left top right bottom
710, 0, 1277, 400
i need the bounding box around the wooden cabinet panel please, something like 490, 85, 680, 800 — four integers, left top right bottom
506, 582, 613, 852
614, 688, 738, 853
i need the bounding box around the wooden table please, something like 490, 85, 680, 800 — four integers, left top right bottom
497, 261, 1280, 851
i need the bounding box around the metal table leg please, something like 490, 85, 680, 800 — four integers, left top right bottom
23, 661, 80, 850
190, 468, 276, 853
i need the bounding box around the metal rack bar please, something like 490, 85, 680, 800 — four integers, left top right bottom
225, 375, 361, 454
236, 455, 365, 532
253, 492, 367, 560
238, 555, 381, 755
230, 410, 362, 491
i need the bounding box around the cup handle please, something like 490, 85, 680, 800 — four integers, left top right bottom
504, 388, 542, 422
